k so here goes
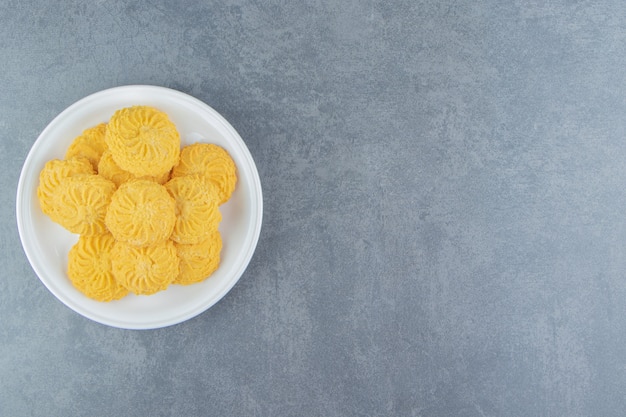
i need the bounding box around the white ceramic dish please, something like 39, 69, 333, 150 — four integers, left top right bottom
16, 85, 263, 329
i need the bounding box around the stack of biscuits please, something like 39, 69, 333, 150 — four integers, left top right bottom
37, 106, 237, 301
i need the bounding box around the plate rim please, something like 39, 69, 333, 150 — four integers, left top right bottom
15, 84, 263, 330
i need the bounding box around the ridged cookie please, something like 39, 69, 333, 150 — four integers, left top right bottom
165, 175, 221, 244
174, 231, 222, 285
65, 123, 108, 170
171, 143, 237, 205
111, 240, 179, 295
105, 179, 176, 247
37, 158, 95, 217
68, 233, 128, 302
105, 106, 180, 178
47, 173, 115, 235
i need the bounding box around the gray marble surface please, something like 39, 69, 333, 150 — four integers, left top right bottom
2, 1, 626, 416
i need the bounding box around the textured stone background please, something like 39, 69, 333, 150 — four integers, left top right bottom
2, 1, 626, 416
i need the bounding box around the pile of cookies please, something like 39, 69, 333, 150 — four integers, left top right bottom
37, 105, 237, 302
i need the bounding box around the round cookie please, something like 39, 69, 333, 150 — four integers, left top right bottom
105, 179, 176, 247
105, 105, 180, 178
67, 233, 128, 302
47, 173, 116, 235
174, 231, 222, 285
111, 239, 179, 295
37, 158, 95, 217
165, 175, 221, 244
65, 123, 108, 170
171, 143, 237, 205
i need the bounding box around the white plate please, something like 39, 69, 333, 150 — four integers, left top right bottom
16, 85, 263, 329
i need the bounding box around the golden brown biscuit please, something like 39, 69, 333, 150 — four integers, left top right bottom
171, 143, 237, 205
67, 233, 129, 302
174, 231, 222, 285
111, 239, 179, 295
65, 123, 108, 170
105, 179, 176, 247
47, 173, 116, 235
105, 106, 180, 178
164, 175, 221, 244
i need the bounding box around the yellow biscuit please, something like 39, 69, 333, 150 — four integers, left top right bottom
105, 179, 176, 247
98, 150, 170, 187
47, 173, 115, 235
37, 158, 95, 217
97, 151, 133, 187
65, 123, 108, 170
171, 143, 237, 205
105, 106, 180, 178
174, 231, 222, 285
111, 240, 179, 295
67, 234, 129, 302
164, 175, 221, 244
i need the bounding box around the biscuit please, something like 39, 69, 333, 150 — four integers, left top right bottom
165, 175, 221, 244
105, 179, 176, 247
65, 123, 108, 170
174, 231, 222, 285
105, 106, 180, 178
111, 239, 179, 295
37, 158, 95, 217
171, 143, 237, 205
47, 173, 116, 235
67, 233, 129, 302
